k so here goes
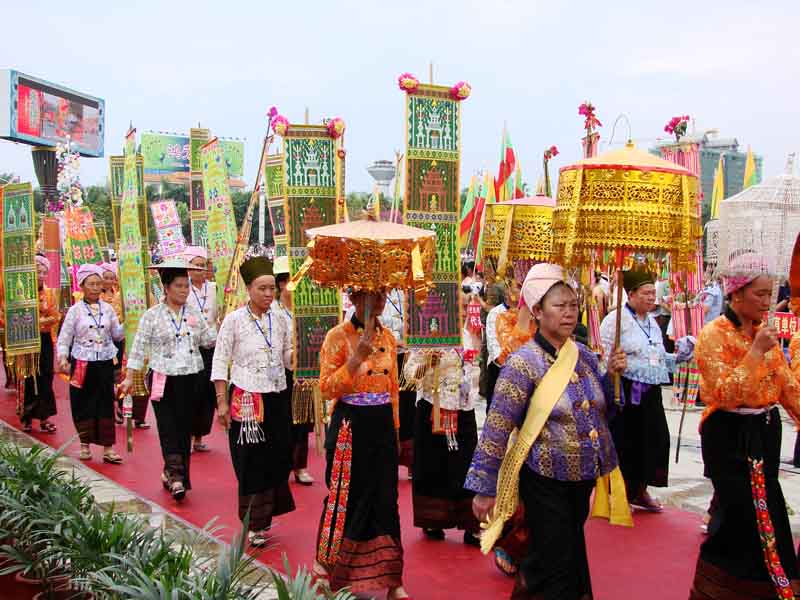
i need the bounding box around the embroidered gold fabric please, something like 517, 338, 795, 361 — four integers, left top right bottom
482, 203, 554, 263
552, 143, 701, 270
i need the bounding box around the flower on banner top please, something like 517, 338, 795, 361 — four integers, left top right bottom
543, 145, 559, 161
578, 101, 602, 132
397, 72, 420, 93
664, 115, 690, 141
450, 81, 471, 101
272, 115, 289, 137
327, 117, 346, 139
267, 106, 279, 120
337, 148, 347, 160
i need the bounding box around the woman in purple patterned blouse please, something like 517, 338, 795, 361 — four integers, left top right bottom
465, 263, 626, 600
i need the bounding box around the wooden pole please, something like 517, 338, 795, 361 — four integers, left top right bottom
429, 61, 433, 84
613, 266, 624, 403
304, 107, 310, 125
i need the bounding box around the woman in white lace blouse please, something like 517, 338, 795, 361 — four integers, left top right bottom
211, 256, 295, 547
120, 260, 216, 501
57, 263, 125, 464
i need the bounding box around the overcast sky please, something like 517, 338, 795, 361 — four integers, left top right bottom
1, 0, 798, 192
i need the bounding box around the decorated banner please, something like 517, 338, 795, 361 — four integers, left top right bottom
141, 132, 244, 178
189, 128, 209, 245
264, 153, 287, 257
150, 199, 187, 258
42, 216, 61, 290
65, 206, 103, 265
2, 183, 41, 379
118, 130, 148, 348
201, 137, 237, 308
280, 124, 341, 381
400, 77, 467, 347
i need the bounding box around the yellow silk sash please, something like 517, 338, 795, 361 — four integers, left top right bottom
480, 338, 632, 555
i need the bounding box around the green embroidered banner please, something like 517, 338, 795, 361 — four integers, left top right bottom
65, 206, 103, 265
2, 183, 41, 377
190, 128, 210, 245
118, 130, 148, 349
264, 153, 287, 258
402, 84, 464, 347
281, 126, 340, 380
201, 137, 237, 309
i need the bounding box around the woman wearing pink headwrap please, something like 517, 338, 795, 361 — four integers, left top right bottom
689, 255, 800, 599
467, 263, 628, 600
56, 263, 125, 463
19, 255, 61, 433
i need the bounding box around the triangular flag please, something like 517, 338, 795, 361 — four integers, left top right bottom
710, 155, 725, 218
743, 146, 757, 189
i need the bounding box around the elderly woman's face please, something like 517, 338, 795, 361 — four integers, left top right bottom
533, 284, 579, 342
733, 275, 774, 321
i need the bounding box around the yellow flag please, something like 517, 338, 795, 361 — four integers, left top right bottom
710, 155, 725, 218
743, 146, 757, 189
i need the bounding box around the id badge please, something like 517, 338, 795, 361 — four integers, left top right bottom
648, 344, 660, 367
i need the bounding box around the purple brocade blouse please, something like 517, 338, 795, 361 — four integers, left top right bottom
465, 335, 619, 497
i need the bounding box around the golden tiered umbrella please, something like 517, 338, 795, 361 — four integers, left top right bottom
481, 194, 555, 278
289, 218, 436, 303
552, 141, 701, 399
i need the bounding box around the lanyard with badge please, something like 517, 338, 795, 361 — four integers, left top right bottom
168, 305, 192, 369
626, 305, 660, 368
248, 305, 282, 384
84, 301, 105, 358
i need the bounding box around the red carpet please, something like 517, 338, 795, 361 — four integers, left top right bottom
1, 376, 703, 599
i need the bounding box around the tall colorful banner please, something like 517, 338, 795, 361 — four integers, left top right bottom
150, 199, 187, 258
189, 128, 210, 245
264, 153, 287, 257
280, 125, 341, 381
65, 206, 103, 265
2, 183, 41, 378
201, 137, 237, 308
42, 216, 61, 290
118, 130, 148, 348
401, 81, 466, 347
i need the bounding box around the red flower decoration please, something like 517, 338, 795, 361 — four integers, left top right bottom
398, 72, 420, 93
267, 106, 279, 120
450, 81, 471, 101
327, 117, 346, 139
337, 148, 347, 159
579, 101, 602, 131
543, 145, 559, 161
272, 115, 289, 137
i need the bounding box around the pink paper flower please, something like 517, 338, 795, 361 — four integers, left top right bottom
267, 106, 279, 120
398, 72, 420, 93
544, 145, 559, 161
327, 117, 346, 139
450, 81, 472, 101
272, 115, 289, 136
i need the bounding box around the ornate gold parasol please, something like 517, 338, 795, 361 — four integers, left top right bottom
481, 194, 555, 278
552, 141, 701, 399
288, 218, 436, 302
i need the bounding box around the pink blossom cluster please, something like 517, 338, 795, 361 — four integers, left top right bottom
397, 72, 420, 93
664, 115, 690, 136
543, 145, 559, 161
578, 102, 602, 131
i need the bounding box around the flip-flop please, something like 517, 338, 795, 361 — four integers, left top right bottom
21, 423, 32, 433
79, 447, 91, 461
40, 422, 57, 433
103, 452, 123, 465
494, 548, 518, 577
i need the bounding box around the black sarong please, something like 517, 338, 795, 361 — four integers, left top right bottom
69, 358, 115, 446
228, 390, 295, 532
412, 400, 478, 532
286, 368, 312, 470
610, 378, 669, 492
689, 407, 800, 599
191, 346, 216, 437
152, 373, 198, 489
514, 466, 595, 600
317, 401, 403, 593
21, 333, 56, 423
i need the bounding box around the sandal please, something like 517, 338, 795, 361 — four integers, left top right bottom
21, 422, 32, 433
161, 472, 170, 490
79, 446, 91, 461
494, 548, 518, 577
102, 451, 123, 465
134, 421, 150, 429
170, 481, 186, 501
293, 469, 314, 485
248, 530, 269, 547
40, 421, 57, 433
192, 442, 210, 452
630, 491, 664, 513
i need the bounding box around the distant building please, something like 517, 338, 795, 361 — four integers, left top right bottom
652, 130, 763, 215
